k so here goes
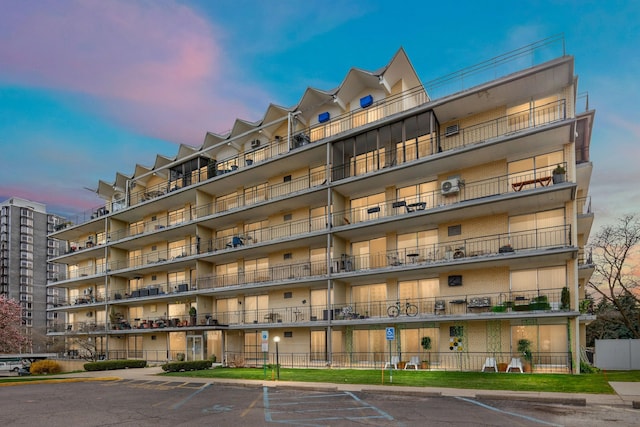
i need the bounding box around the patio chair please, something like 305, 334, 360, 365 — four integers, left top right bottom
481, 357, 498, 372
506, 357, 523, 373
404, 356, 420, 370
384, 355, 399, 370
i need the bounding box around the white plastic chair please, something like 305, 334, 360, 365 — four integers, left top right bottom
481, 357, 497, 372
506, 357, 523, 373
404, 356, 420, 370
384, 355, 399, 370
481, 357, 498, 372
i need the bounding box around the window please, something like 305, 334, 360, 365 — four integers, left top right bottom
511, 266, 566, 294
168, 240, 186, 259
448, 225, 461, 237
509, 209, 565, 249
244, 257, 269, 282
508, 151, 564, 191
242, 295, 268, 324
168, 207, 185, 226
450, 326, 463, 337
351, 283, 386, 317
351, 193, 384, 223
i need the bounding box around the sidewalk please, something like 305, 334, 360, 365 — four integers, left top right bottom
59, 366, 640, 408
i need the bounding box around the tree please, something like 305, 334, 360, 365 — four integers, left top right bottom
68, 337, 101, 362
0, 295, 31, 353
588, 214, 640, 339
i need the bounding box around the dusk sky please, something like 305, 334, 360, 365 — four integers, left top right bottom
1, 0, 638, 232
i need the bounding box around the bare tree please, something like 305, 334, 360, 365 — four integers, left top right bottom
68, 337, 100, 362
588, 214, 640, 338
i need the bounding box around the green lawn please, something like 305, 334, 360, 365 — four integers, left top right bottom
162, 368, 640, 394
3, 369, 639, 394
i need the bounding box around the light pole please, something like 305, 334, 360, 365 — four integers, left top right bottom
273, 336, 280, 380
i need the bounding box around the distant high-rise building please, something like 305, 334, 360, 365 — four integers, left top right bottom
1, 197, 65, 352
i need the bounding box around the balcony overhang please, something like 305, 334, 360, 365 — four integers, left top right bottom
430, 56, 574, 124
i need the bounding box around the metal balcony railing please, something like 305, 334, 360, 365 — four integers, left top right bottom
331, 99, 566, 182
333, 163, 567, 227
50, 221, 570, 286
50, 286, 572, 336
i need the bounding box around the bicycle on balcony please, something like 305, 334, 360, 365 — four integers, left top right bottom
387, 300, 418, 317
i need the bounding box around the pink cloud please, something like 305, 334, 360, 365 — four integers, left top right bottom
0, 183, 98, 213
0, 0, 266, 144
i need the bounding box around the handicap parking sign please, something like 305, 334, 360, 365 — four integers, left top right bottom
386, 327, 395, 340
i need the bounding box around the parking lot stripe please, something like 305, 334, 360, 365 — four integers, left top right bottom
455, 397, 563, 427
263, 387, 396, 426
170, 383, 211, 410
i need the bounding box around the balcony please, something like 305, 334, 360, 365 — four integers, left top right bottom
331, 100, 566, 182
333, 164, 568, 227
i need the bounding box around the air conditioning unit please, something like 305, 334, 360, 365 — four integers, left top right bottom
441, 179, 461, 195
445, 124, 459, 137
250, 139, 261, 148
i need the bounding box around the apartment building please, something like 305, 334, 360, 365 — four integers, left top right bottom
48, 37, 595, 373
1, 197, 65, 352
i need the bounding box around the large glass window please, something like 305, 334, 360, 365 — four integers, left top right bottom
397, 230, 438, 261
509, 209, 565, 249
351, 283, 386, 317
352, 237, 385, 269
244, 257, 269, 282
508, 151, 564, 191
216, 262, 238, 286
353, 329, 386, 361
350, 193, 385, 223
243, 295, 268, 324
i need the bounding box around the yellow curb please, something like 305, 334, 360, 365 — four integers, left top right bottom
0, 377, 121, 386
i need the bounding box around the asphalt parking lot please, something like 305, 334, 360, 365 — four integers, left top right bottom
0, 378, 638, 426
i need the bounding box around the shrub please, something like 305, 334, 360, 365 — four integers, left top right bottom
161, 360, 212, 372
580, 361, 600, 374
30, 360, 62, 374
84, 359, 147, 371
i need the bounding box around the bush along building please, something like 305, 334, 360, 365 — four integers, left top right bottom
48, 35, 595, 373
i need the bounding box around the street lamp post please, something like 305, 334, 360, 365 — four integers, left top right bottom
273, 336, 280, 380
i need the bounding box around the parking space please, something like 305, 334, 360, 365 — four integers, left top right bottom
1, 379, 638, 426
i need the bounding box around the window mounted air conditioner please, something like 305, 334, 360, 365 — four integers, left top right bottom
441, 178, 461, 195
250, 139, 261, 148
445, 124, 459, 137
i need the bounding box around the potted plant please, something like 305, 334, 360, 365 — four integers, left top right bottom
517, 338, 533, 372
552, 164, 566, 184
109, 308, 122, 330
561, 287, 570, 310
189, 306, 197, 326
421, 336, 432, 369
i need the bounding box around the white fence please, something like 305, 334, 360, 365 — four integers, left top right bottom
594, 339, 640, 370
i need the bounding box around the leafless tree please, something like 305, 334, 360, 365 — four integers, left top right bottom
588, 214, 640, 338
68, 337, 100, 362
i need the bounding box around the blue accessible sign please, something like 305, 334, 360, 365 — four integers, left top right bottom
385, 327, 395, 341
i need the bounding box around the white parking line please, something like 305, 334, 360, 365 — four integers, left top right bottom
263, 387, 395, 426
455, 397, 564, 427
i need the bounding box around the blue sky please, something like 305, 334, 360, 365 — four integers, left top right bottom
1, 0, 638, 231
